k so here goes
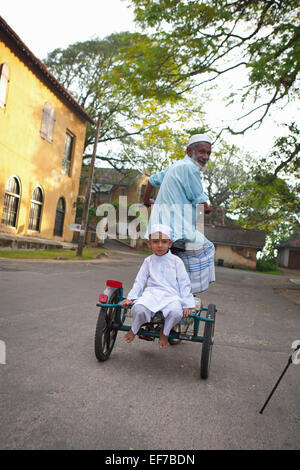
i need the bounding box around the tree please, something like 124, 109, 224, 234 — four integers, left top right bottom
127, 0, 300, 136
44, 33, 201, 171
256, 122, 300, 179
201, 140, 252, 214
229, 124, 300, 250
44, 33, 152, 152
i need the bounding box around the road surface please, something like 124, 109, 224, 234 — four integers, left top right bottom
0, 248, 299, 450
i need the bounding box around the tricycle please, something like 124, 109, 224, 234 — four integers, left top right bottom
94, 280, 216, 379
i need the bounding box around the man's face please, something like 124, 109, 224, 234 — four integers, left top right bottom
187, 142, 211, 167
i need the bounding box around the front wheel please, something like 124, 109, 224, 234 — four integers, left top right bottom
94, 288, 121, 361
200, 304, 216, 379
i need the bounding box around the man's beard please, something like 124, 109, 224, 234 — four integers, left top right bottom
191, 152, 207, 172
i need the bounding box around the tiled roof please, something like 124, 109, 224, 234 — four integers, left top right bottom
278, 237, 300, 248
0, 16, 94, 124
204, 224, 266, 248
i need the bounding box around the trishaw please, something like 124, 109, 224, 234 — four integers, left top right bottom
94, 280, 216, 379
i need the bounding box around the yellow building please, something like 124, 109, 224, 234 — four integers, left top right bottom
0, 16, 93, 245
204, 224, 266, 270
79, 166, 151, 207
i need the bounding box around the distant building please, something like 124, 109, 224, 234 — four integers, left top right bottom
0, 16, 93, 246
75, 166, 153, 246
79, 166, 152, 207
277, 238, 300, 270
204, 224, 266, 270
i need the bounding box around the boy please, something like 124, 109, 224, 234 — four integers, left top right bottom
121, 224, 195, 349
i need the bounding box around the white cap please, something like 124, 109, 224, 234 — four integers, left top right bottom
149, 224, 172, 239
188, 133, 211, 146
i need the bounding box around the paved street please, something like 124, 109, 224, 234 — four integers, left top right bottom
0, 247, 299, 450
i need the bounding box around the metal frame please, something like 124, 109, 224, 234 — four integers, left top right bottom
96, 286, 214, 344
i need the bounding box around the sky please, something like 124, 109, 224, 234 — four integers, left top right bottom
1, 0, 136, 59
1, 0, 298, 159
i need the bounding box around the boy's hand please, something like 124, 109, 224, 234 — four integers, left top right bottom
121, 299, 133, 308
183, 308, 193, 318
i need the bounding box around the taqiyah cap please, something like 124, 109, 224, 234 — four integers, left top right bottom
149, 224, 172, 238
188, 133, 211, 146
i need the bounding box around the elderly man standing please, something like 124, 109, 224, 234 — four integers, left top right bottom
143, 134, 215, 294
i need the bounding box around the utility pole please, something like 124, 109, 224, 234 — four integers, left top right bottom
77, 112, 103, 257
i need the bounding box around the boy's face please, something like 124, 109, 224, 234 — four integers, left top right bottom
148, 232, 172, 256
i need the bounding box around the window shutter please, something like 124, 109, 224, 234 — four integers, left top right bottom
40, 103, 55, 142
0, 64, 9, 108
48, 107, 55, 140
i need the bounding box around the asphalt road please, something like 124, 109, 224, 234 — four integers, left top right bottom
0, 247, 299, 450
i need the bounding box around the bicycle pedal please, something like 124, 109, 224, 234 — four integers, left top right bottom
138, 334, 155, 342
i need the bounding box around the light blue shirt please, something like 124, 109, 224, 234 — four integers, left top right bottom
147, 156, 208, 244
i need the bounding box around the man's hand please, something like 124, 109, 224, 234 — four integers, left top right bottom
143, 181, 155, 207
183, 308, 193, 318
121, 299, 133, 308
143, 198, 155, 207
203, 202, 212, 215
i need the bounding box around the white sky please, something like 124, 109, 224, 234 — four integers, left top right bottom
1, 0, 136, 59
1, 0, 298, 159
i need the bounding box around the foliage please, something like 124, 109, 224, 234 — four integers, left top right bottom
0, 248, 109, 260
128, 0, 300, 135
44, 33, 195, 171
256, 255, 280, 273
103, 96, 203, 173
229, 123, 300, 255
202, 140, 252, 213
44, 33, 151, 152
257, 122, 300, 178
232, 173, 298, 231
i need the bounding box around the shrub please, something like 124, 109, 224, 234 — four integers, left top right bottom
256, 256, 279, 272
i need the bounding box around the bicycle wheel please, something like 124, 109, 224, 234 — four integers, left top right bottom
200, 304, 216, 379
94, 288, 121, 361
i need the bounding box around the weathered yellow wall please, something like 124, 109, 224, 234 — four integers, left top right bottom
215, 244, 257, 269
127, 174, 149, 205
0, 41, 87, 242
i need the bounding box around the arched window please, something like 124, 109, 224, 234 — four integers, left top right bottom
53, 197, 65, 237
0, 63, 9, 108
28, 186, 43, 231
1, 176, 21, 227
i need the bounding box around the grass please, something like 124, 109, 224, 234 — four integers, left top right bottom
261, 268, 284, 275
218, 264, 284, 275
0, 247, 110, 260
136, 249, 152, 255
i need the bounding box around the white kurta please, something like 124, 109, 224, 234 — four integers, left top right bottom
127, 251, 195, 312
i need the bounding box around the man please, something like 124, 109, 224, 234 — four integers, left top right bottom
143, 133, 215, 293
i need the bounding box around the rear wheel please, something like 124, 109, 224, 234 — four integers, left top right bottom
200, 304, 216, 379
94, 288, 121, 361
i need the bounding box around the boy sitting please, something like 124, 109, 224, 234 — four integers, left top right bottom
121, 224, 195, 349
